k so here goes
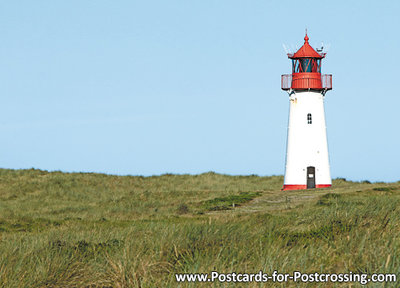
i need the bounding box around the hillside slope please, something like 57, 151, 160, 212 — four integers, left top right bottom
0, 169, 399, 287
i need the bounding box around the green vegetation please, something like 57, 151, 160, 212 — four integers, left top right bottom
201, 191, 262, 211
0, 168, 399, 287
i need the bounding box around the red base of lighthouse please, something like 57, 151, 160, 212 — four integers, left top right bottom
282, 184, 331, 191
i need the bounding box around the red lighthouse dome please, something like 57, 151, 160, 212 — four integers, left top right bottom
282, 33, 332, 91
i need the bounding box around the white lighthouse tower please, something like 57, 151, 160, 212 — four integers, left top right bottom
281, 33, 332, 190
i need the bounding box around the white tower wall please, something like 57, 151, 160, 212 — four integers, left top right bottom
284, 90, 331, 189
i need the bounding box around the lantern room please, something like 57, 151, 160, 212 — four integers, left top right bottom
281, 34, 332, 91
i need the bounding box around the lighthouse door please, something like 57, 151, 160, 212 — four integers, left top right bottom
307, 166, 316, 189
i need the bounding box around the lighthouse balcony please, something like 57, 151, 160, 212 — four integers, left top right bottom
281, 74, 332, 91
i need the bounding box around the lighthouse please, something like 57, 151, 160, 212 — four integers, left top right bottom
281, 33, 332, 190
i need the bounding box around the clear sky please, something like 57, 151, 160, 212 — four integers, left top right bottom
0, 0, 399, 182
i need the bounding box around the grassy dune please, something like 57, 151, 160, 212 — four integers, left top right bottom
0, 169, 399, 287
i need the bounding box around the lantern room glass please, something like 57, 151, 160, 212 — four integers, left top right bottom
300, 58, 312, 72
292, 58, 321, 73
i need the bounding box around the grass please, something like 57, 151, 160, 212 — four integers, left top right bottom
201, 191, 262, 211
0, 168, 399, 287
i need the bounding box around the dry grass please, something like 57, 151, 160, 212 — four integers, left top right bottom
0, 169, 399, 287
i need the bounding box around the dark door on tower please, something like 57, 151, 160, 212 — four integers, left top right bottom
307, 166, 316, 189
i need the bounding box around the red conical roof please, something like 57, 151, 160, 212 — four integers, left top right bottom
290, 34, 323, 59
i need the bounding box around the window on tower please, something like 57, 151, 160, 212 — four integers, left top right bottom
317, 59, 321, 73
292, 59, 300, 73
300, 58, 312, 72
307, 113, 312, 124
292, 58, 320, 73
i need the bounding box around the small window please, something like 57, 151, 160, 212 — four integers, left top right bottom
292, 59, 300, 73
300, 58, 312, 72
307, 113, 312, 124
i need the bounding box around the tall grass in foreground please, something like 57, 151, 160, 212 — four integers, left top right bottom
0, 168, 399, 287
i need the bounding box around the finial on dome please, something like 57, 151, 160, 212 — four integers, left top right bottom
304, 29, 309, 43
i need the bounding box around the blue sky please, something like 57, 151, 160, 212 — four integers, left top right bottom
0, 0, 398, 181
